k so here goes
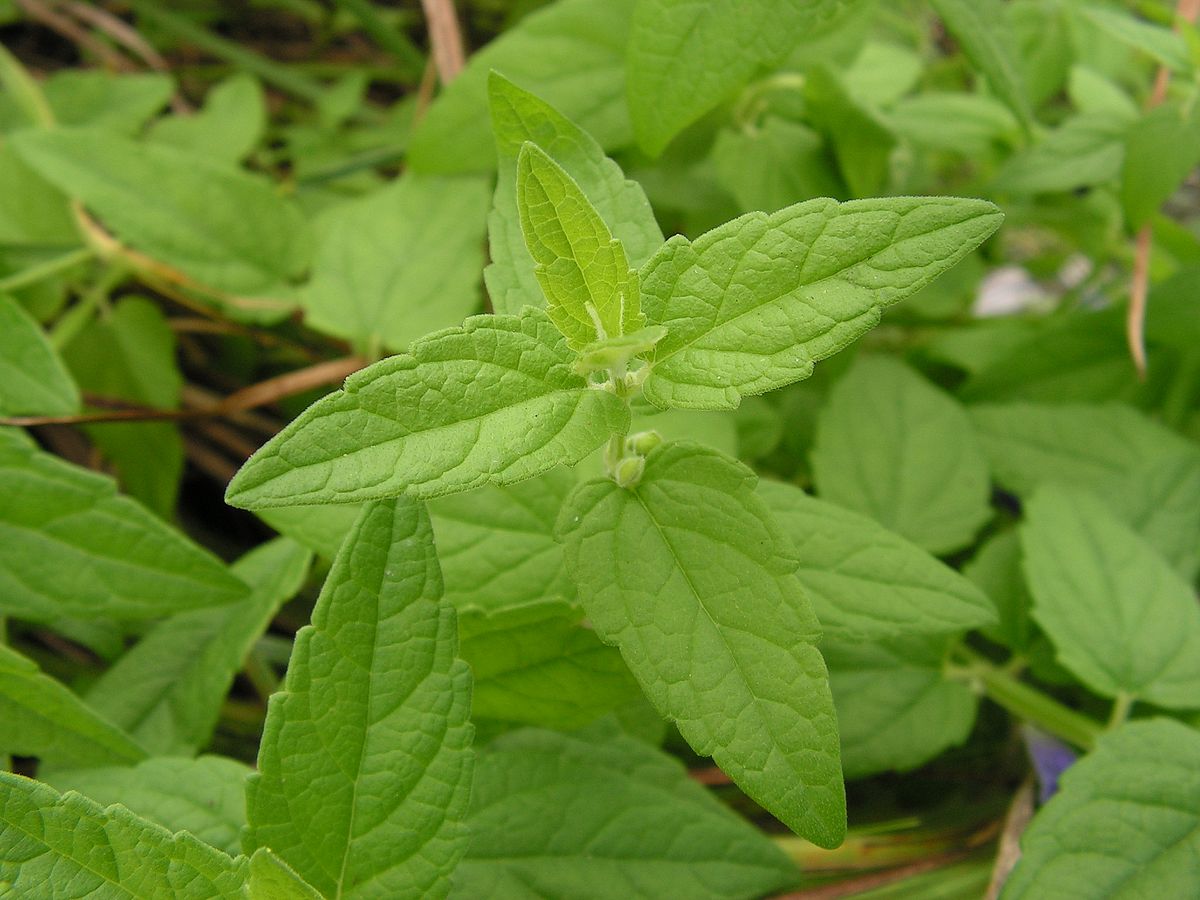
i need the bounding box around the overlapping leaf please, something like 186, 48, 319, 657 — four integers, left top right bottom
0, 292, 78, 416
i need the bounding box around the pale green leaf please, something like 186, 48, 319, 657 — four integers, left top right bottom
843, 41, 923, 108
994, 114, 1126, 194
485, 71, 661, 316
640, 196, 1003, 410
302, 173, 490, 351
452, 726, 799, 899
1004, 719, 1200, 897
1079, 6, 1192, 72
1122, 101, 1200, 230
245, 498, 473, 899
0, 291, 78, 415
247, 848, 325, 900
86, 538, 312, 755
887, 93, 1020, 156
0, 644, 146, 767
1068, 66, 1138, 122
517, 143, 643, 348
1021, 485, 1200, 708
963, 531, 1035, 653
39, 70, 173, 134
225, 308, 629, 507
257, 503, 362, 560
0, 144, 76, 245
811, 357, 992, 554
712, 118, 843, 214
557, 442, 845, 847
0, 772, 246, 898
44, 756, 251, 856
760, 480, 995, 641
150, 73, 265, 164
804, 65, 896, 198
0, 427, 248, 623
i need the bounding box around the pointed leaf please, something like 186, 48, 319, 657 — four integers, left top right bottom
247, 849, 325, 900
0, 292, 78, 416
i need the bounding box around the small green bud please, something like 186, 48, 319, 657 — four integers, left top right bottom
613, 455, 646, 488
626, 430, 663, 456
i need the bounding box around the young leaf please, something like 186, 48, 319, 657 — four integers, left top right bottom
245, 498, 473, 899
557, 442, 846, 847
0, 772, 246, 898
485, 71, 662, 316
639, 196, 1003, 410
85, 537, 312, 755
1021, 486, 1200, 708
516, 143, 643, 348
0, 427, 248, 624
225, 308, 629, 508
0, 643, 147, 768
453, 726, 799, 899
1004, 718, 1200, 897
759, 480, 995, 641
44, 756, 251, 855
0, 291, 78, 415
811, 357, 992, 554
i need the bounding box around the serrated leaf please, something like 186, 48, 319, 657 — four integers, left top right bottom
452, 725, 798, 899
225, 308, 629, 508
1003, 719, 1200, 897
44, 756, 251, 856
804, 65, 896, 198
0, 644, 146, 767
557, 442, 845, 847
0, 772, 246, 898
811, 357, 993, 554
760, 479, 995, 641
0, 291, 78, 415
1021, 485, 1200, 708
0, 427, 248, 623
485, 71, 662, 316
640, 196, 1003, 410
516, 143, 643, 348
86, 537, 312, 755
247, 848, 325, 900
245, 498, 473, 899
626, 0, 851, 156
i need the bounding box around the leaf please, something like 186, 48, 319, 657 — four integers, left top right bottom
1121, 100, 1200, 230
640, 196, 1003, 410
557, 442, 845, 847
301, 173, 490, 351
452, 725, 799, 899
626, 0, 851, 156
824, 636, 978, 779
38, 70, 173, 134
0, 291, 78, 415
843, 41, 923, 108
245, 498, 473, 899
1021, 485, 1200, 708
516, 143, 643, 349
0, 427, 247, 624
993, 114, 1126, 194
928, 0, 1034, 132
485, 71, 662, 316
10, 128, 310, 296
1069, 66, 1138, 123
963, 531, 1035, 653
1003, 718, 1200, 897
811, 357, 993, 554
803, 65, 896, 198
712, 118, 843, 214
0, 144, 76, 246
247, 849, 325, 900
257, 502, 362, 560
887, 92, 1020, 156
0, 772, 246, 898
149, 73, 265, 164
1078, 6, 1192, 72
85, 537, 312, 755
225, 308, 629, 507
760, 479, 995, 641
408, 0, 635, 174
43, 756, 251, 856
0, 644, 146, 767
968, 401, 1195, 496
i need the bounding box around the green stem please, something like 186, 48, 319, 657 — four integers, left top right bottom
0, 247, 95, 295
50, 262, 126, 349
243, 647, 281, 703
1108, 691, 1135, 729
332, 0, 425, 77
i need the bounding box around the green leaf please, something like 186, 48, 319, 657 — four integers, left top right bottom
10, 128, 310, 296
1068, 66, 1138, 123
0, 643, 146, 767
408, 0, 635, 174
811, 357, 992, 554
485, 71, 662, 316
993, 114, 1126, 194
1004, 718, 1200, 897
1078, 5, 1192, 72
1021, 485, 1200, 708
302, 173, 490, 351
452, 725, 799, 899
0, 772, 246, 898
928, 0, 1034, 133
712, 118, 843, 214
516, 142, 643, 348
804, 65, 896, 198
257, 503, 361, 560
247, 848, 325, 900
760, 480, 995, 641
85, 537, 312, 755
963, 531, 1034, 653
824, 635, 978, 779
887, 92, 1020, 156
245, 498, 473, 898
0, 427, 248, 623
225, 308, 629, 507
1098, 451, 1200, 581
640, 196, 1003, 410
149, 73, 265, 164
1121, 101, 1200, 230
43, 756, 251, 856
557, 442, 845, 847
843, 41, 923, 108
0, 144, 76, 246
38, 70, 173, 134
0, 291, 78, 415
626, 0, 851, 156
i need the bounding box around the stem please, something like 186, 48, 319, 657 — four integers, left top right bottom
0, 247, 95, 295
1107, 691, 1135, 729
